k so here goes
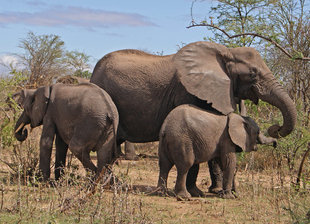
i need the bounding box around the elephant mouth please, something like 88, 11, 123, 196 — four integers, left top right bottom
14, 111, 31, 142
238, 87, 259, 104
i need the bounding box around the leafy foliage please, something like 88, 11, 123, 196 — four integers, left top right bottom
207, 0, 275, 47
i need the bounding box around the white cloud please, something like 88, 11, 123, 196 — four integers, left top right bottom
0, 55, 23, 75
0, 6, 157, 29
0, 55, 19, 67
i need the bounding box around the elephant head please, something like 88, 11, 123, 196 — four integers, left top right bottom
228, 113, 277, 152
15, 86, 50, 141
174, 41, 297, 138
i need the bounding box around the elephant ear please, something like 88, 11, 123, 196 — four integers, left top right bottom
228, 113, 250, 152
31, 86, 51, 127
21, 89, 36, 110
173, 41, 236, 115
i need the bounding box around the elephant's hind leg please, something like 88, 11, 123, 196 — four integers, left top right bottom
174, 165, 192, 200
208, 158, 223, 193
96, 130, 116, 176
186, 164, 206, 197
55, 133, 68, 180
157, 152, 173, 196
69, 138, 97, 174
174, 144, 194, 200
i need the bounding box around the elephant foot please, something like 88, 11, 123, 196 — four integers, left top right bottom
175, 190, 191, 201
187, 185, 205, 197
208, 186, 223, 194
125, 152, 139, 161
218, 190, 237, 199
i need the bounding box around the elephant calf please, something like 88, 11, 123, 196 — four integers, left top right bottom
157, 104, 276, 199
14, 83, 119, 181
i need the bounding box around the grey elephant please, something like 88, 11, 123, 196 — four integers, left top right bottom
14, 83, 119, 181
157, 104, 277, 199
55, 75, 137, 160
90, 41, 296, 195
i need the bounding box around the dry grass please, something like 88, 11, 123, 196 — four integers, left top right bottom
0, 142, 309, 224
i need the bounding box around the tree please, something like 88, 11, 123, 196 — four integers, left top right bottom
188, 0, 310, 61
266, 0, 310, 115
18, 31, 67, 87
207, 0, 273, 47
17, 32, 93, 86
65, 51, 92, 79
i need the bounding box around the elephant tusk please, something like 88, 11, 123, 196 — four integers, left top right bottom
15, 122, 25, 133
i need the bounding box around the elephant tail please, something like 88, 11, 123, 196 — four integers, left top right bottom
110, 115, 119, 161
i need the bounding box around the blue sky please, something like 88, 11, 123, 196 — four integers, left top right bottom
0, 0, 213, 72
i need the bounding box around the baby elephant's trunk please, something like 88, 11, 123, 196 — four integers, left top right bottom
257, 133, 277, 148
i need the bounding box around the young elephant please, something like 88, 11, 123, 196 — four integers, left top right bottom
14, 83, 119, 181
157, 104, 276, 199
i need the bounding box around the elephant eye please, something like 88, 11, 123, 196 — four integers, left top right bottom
250, 67, 258, 74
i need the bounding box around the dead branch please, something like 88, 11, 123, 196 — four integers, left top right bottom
296, 143, 310, 189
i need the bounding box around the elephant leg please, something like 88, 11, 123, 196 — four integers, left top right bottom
175, 166, 191, 200
124, 141, 138, 160
157, 152, 173, 195
69, 138, 97, 175
96, 135, 115, 176
219, 152, 236, 199
73, 150, 97, 175
186, 164, 205, 197
55, 133, 68, 181
208, 158, 223, 193
39, 122, 56, 181
231, 170, 238, 197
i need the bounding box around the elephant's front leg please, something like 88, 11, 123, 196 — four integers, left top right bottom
55, 133, 68, 180
39, 121, 56, 181
219, 152, 237, 199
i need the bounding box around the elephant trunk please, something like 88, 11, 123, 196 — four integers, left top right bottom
257, 76, 297, 138
258, 133, 277, 148
14, 111, 30, 142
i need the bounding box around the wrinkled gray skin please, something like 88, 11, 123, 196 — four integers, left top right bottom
157, 104, 277, 199
56, 75, 137, 160
14, 83, 119, 181
90, 41, 296, 193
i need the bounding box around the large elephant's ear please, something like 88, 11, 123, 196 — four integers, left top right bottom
173, 41, 235, 115
228, 113, 249, 152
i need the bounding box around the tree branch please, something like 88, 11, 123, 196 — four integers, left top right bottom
187, 22, 310, 61
296, 142, 310, 189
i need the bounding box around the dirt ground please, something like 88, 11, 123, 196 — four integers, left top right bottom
0, 142, 309, 223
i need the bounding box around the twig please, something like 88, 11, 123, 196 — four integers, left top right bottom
60, 165, 117, 213
0, 184, 4, 210
296, 143, 310, 189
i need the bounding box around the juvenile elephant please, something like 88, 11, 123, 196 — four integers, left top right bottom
90, 41, 296, 194
55, 75, 136, 160
157, 104, 277, 199
14, 83, 119, 181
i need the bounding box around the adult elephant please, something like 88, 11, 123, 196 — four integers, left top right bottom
90, 41, 296, 195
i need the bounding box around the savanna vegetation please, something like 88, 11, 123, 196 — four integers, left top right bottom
0, 0, 309, 223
